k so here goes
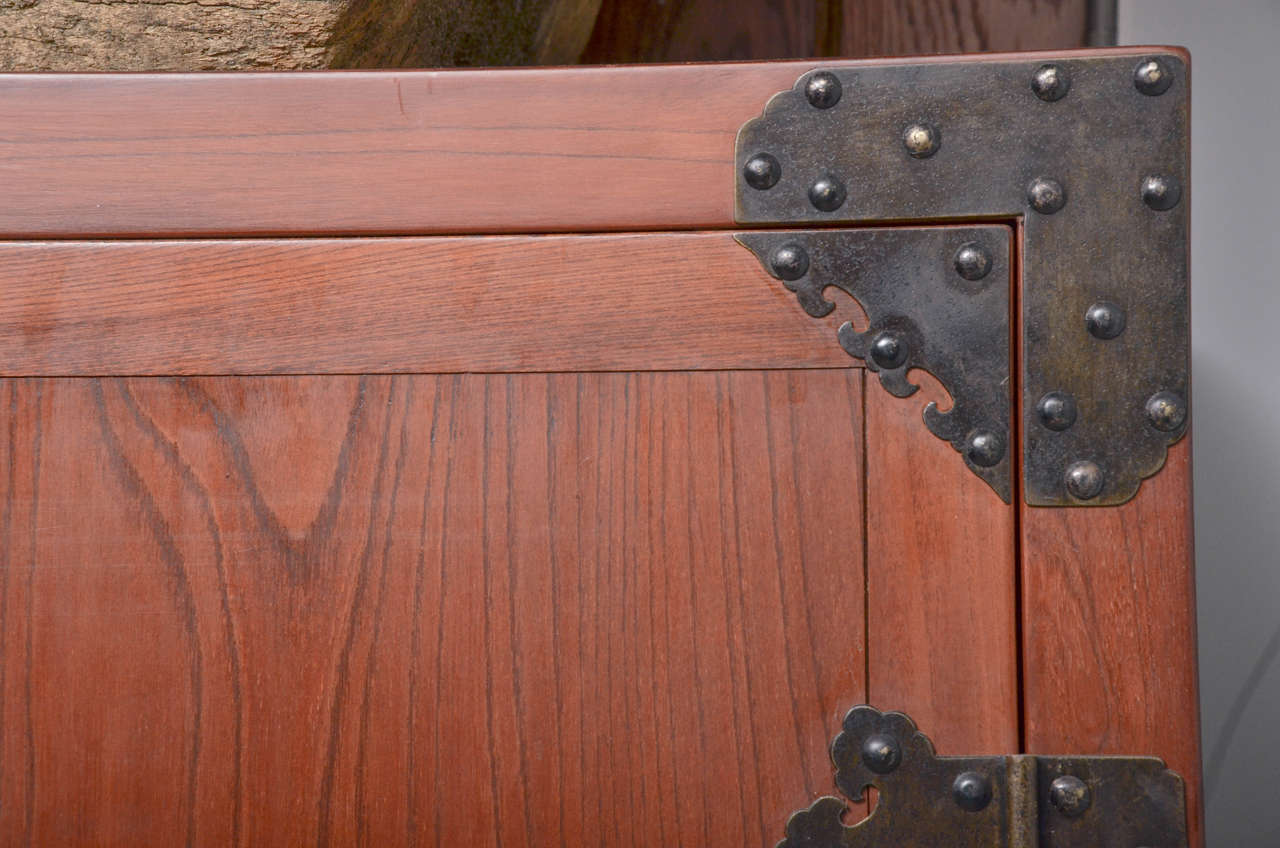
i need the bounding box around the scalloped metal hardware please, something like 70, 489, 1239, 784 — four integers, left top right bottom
778, 705, 1189, 848
735, 51, 1189, 506
737, 226, 1013, 502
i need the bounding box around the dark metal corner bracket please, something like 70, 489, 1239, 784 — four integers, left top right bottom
737, 227, 1013, 502
780, 705, 1189, 848
735, 52, 1189, 506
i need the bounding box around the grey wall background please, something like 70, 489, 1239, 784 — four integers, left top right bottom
1118, 2, 1280, 845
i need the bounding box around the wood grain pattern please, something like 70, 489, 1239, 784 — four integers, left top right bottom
327, 0, 602, 69
1021, 440, 1202, 847
580, 0, 1088, 64
864, 374, 1019, 755
838, 0, 1089, 57
0, 47, 1163, 238
580, 0, 817, 63
0, 234, 853, 376
0, 370, 867, 846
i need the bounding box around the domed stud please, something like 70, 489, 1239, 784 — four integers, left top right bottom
1049, 775, 1092, 818
1031, 64, 1071, 101
902, 122, 941, 159
964, 431, 1005, 468
1145, 390, 1188, 432
869, 331, 908, 370
808, 175, 847, 212
805, 72, 843, 109
742, 153, 781, 190
953, 772, 993, 812
1085, 301, 1126, 340
953, 242, 992, 281
1036, 391, 1078, 431
1141, 174, 1182, 211
1134, 57, 1173, 96
1027, 177, 1066, 214
861, 733, 901, 775
1064, 460, 1104, 501
767, 243, 810, 281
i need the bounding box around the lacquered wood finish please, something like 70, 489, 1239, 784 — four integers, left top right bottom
0, 47, 1167, 238
1021, 440, 1201, 847
0, 234, 851, 376
0, 370, 867, 846
865, 380, 1019, 756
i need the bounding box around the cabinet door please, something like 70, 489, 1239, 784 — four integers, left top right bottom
0, 51, 1197, 848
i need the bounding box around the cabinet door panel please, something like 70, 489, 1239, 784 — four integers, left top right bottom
0, 370, 873, 846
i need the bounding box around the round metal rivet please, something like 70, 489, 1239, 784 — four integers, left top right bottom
1145, 390, 1188, 432
903, 123, 940, 158
869, 331, 907, 370
1027, 177, 1066, 214
808, 175, 847, 212
1064, 461, 1104, 500
954, 242, 992, 281
965, 431, 1005, 468
1049, 775, 1092, 818
1032, 64, 1071, 101
861, 733, 901, 774
1141, 174, 1182, 211
768, 243, 810, 282
743, 153, 781, 190
1036, 392, 1078, 431
1134, 58, 1173, 96
1085, 301, 1126, 340
953, 772, 993, 812
805, 72, 843, 109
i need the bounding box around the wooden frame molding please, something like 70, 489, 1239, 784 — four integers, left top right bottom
0, 47, 1181, 239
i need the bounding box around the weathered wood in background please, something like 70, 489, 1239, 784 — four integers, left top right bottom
0, 0, 1093, 71
0, 0, 603, 71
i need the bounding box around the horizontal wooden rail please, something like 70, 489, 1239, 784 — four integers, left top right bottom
0, 47, 1167, 238
0, 232, 862, 375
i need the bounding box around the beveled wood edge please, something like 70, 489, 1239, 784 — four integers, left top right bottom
0, 44, 1188, 81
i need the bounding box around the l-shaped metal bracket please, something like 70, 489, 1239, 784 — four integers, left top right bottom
735, 50, 1189, 506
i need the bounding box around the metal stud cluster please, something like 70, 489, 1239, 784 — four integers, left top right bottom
776, 705, 1190, 847
739, 226, 1014, 501
735, 52, 1189, 505
1023, 59, 1186, 500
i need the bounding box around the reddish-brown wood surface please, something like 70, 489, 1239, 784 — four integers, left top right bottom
0, 46, 1166, 239
0, 370, 868, 846
0, 234, 852, 376
865, 379, 1019, 756
1021, 439, 1201, 846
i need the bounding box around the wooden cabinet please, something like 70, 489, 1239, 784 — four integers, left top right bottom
0, 49, 1198, 847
